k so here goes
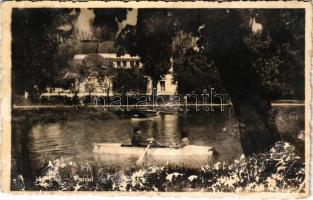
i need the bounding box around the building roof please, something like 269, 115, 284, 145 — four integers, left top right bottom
76, 40, 117, 54
98, 41, 117, 53
76, 40, 99, 54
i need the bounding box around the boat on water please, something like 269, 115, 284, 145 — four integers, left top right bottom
93, 143, 218, 166
158, 110, 178, 114
130, 117, 156, 122
130, 110, 160, 121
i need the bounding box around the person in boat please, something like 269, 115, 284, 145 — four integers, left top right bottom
131, 126, 143, 146
181, 130, 190, 147
132, 126, 160, 147
166, 131, 189, 148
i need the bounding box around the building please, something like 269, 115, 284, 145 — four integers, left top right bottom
72, 40, 177, 96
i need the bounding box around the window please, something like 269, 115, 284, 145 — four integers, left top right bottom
160, 81, 165, 91
130, 61, 135, 68
117, 61, 121, 67
135, 61, 140, 67
122, 61, 127, 67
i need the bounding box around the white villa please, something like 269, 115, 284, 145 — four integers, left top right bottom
72, 40, 177, 96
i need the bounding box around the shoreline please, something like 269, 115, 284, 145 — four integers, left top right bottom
12, 102, 305, 110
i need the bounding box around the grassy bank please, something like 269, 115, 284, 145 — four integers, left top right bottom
12, 107, 119, 124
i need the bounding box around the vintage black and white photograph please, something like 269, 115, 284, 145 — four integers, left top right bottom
1, 1, 311, 196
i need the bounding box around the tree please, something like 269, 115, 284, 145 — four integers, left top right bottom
112, 68, 148, 94
98, 60, 116, 97
245, 9, 305, 100
116, 10, 174, 95
93, 9, 128, 41
12, 9, 60, 97
12, 8, 84, 99
191, 10, 280, 155
73, 53, 115, 97
171, 31, 224, 95
173, 49, 224, 95
51, 9, 80, 89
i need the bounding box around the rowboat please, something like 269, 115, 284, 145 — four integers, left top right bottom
130, 114, 159, 121
93, 143, 218, 166
130, 117, 158, 122
158, 110, 178, 114
130, 110, 160, 121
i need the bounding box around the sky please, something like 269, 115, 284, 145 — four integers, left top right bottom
73, 8, 138, 40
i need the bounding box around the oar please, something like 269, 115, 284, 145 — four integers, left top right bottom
135, 140, 153, 166
151, 138, 163, 146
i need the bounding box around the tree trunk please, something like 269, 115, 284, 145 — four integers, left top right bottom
231, 91, 279, 155
213, 48, 279, 156
106, 83, 110, 97
152, 79, 158, 96
203, 11, 280, 155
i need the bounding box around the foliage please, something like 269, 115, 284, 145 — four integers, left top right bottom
12, 9, 59, 95
13, 9, 304, 100
173, 49, 224, 95
166, 9, 304, 100
171, 31, 224, 95
167, 9, 281, 154
93, 9, 128, 41
12, 9, 82, 95
51, 9, 80, 90
11, 142, 304, 192
12, 8, 129, 96
116, 10, 174, 94
245, 10, 305, 99
112, 69, 148, 94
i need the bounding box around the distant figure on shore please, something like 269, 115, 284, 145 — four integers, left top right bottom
131, 126, 142, 146
181, 130, 190, 146
72, 93, 80, 109
183, 95, 188, 105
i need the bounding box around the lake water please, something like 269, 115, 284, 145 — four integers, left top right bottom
11, 105, 304, 187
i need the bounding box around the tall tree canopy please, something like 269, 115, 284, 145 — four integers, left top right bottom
117, 9, 174, 95
112, 68, 148, 94
171, 30, 225, 95
12, 9, 60, 96
246, 10, 305, 99
93, 9, 127, 40
173, 48, 224, 95
12, 8, 130, 97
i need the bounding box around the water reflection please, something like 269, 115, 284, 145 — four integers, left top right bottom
157, 114, 179, 145
25, 112, 243, 169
